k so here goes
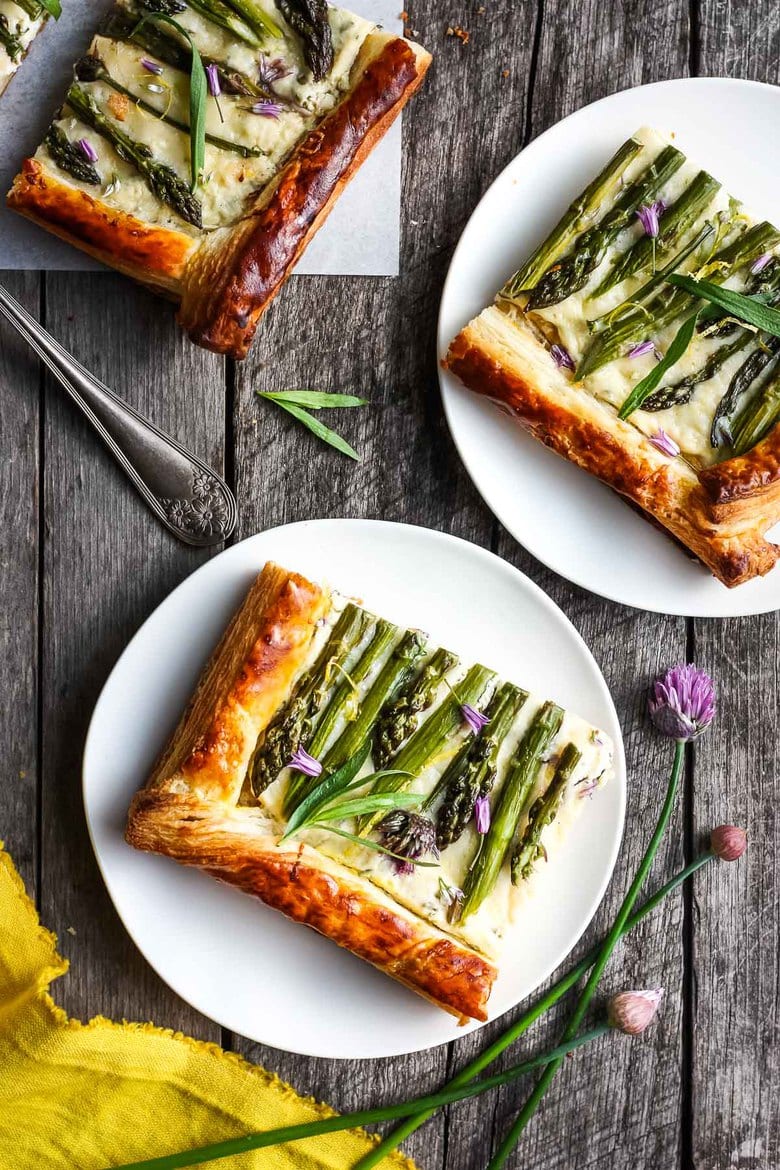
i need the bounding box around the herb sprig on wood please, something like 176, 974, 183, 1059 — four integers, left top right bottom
258, 389, 368, 460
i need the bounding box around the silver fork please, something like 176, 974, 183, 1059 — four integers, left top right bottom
0, 283, 237, 548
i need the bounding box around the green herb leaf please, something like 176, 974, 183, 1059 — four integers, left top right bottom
667, 273, 780, 336
259, 389, 368, 410
282, 741, 371, 839
38, 0, 62, 16
618, 309, 704, 419
322, 825, 440, 868
311, 792, 424, 823
264, 397, 361, 461
134, 14, 206, 190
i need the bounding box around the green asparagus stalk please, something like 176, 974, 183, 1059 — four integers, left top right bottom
501, 137, 644, 300
74, 55, 267, 158
373, 648, 459, 769
141, 0, 262, 47
44, 125, 102, 186
11, 0, 44, 18
222, 0, 282, 40
591, 170, 721, 298
577, 221, 779, 379
64, 83, 202, 227
587, 221, 716, 335
460, 700, 564, 921
642, 331, 753, 412
247, 603, 370, 796
322, 631, 428, 771
435, 682, 528, 849
730, 368, 780, 455
527, 146, 685, 310
101, 10, 265, 97
510, 743, 581, 882
0, 14, 23, 59
711, 338, 780, 447
359, 664, 496, 832
284, 618, 398, 813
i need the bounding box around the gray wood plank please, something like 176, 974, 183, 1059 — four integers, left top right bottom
38, 271, 225, 1036
226, 1, 541, 1160
693, 6, 780, 1168
0, 272, 41, 897
445, 2, 693, 1167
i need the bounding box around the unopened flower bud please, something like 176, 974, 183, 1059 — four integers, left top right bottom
608, 988, 664, 1035
711, 824, 747, 862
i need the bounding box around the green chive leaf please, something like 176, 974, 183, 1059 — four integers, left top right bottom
38, 0, 62, 16
259, 389, 368, 410
667, 273, 780, 336
282, 742, 372, 840
263, 397, 361, 461
618, 309, 703, 419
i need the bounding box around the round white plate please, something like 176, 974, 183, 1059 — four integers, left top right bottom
83, 519, 625, 1059
438, 78, 780, 617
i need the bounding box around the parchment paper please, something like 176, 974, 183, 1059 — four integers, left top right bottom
0, 0, 401, 274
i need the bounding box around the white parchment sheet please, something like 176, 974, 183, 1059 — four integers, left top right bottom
0, 0, 402, 274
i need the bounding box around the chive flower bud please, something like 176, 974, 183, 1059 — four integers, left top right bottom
78, 138, 98, 164
141, 58, 164, 76
751, 252, 772, 275
551, 344, 575, 371
649, 428, 681, 458
636, 201, 665, 237
628, 339, 656, 359
287, 746, 322, 778
474, 795, 491, 834
462, 703, 489, 735
711, 824, 747, 862
648, 663, 716, 741
608, 988, 664, 1035
251, 100, 282, 119
376, 810, 439, 875
206, 63, 221, 98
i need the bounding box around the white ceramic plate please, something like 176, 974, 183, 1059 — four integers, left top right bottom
83, 519, 626, 1059
438, 78, 780, 617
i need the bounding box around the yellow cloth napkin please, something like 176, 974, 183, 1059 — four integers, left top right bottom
0, 846, 418, 1170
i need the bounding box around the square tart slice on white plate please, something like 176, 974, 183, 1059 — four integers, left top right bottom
445, 126, 780, 588
8, 0, 430, 358
126, 561, 614, 1023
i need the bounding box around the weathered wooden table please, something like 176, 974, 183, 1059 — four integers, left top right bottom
2, 2, 776, 1167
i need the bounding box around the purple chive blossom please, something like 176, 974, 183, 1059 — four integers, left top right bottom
751, 252, 772, 275
474, 795, 491, 834
141, 58, 164, 76
649, 428, 681, 458
258, 54, 292, 88
628, 339, 656, 359
462, 703, 490, 735
551, 343, 575, 371
376, 810, 439, 876
78, 139, 98, 164
287, 745, 322, 778
636, 200, 665, 238
251, 100, 282, 119
648, 663, 716, 742
206, 63, 221, 97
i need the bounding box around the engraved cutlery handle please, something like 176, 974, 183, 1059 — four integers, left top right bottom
0, 284, 237, 547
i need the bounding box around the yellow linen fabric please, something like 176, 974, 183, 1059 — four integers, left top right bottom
0, 846, 418, 1170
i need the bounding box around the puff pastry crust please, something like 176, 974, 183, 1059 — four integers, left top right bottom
8, 15, 430, 358
126, 563, 498, 1022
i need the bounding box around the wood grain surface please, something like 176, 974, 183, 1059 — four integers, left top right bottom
0, 1, 775, 1168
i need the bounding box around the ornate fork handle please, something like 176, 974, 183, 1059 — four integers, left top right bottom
0, 284, 237, 548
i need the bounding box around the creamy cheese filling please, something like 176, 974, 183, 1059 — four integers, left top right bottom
0, 1, 44, 93
246, 596, 614, 962
33, 0, 375, 230
518, 126, 780, 468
